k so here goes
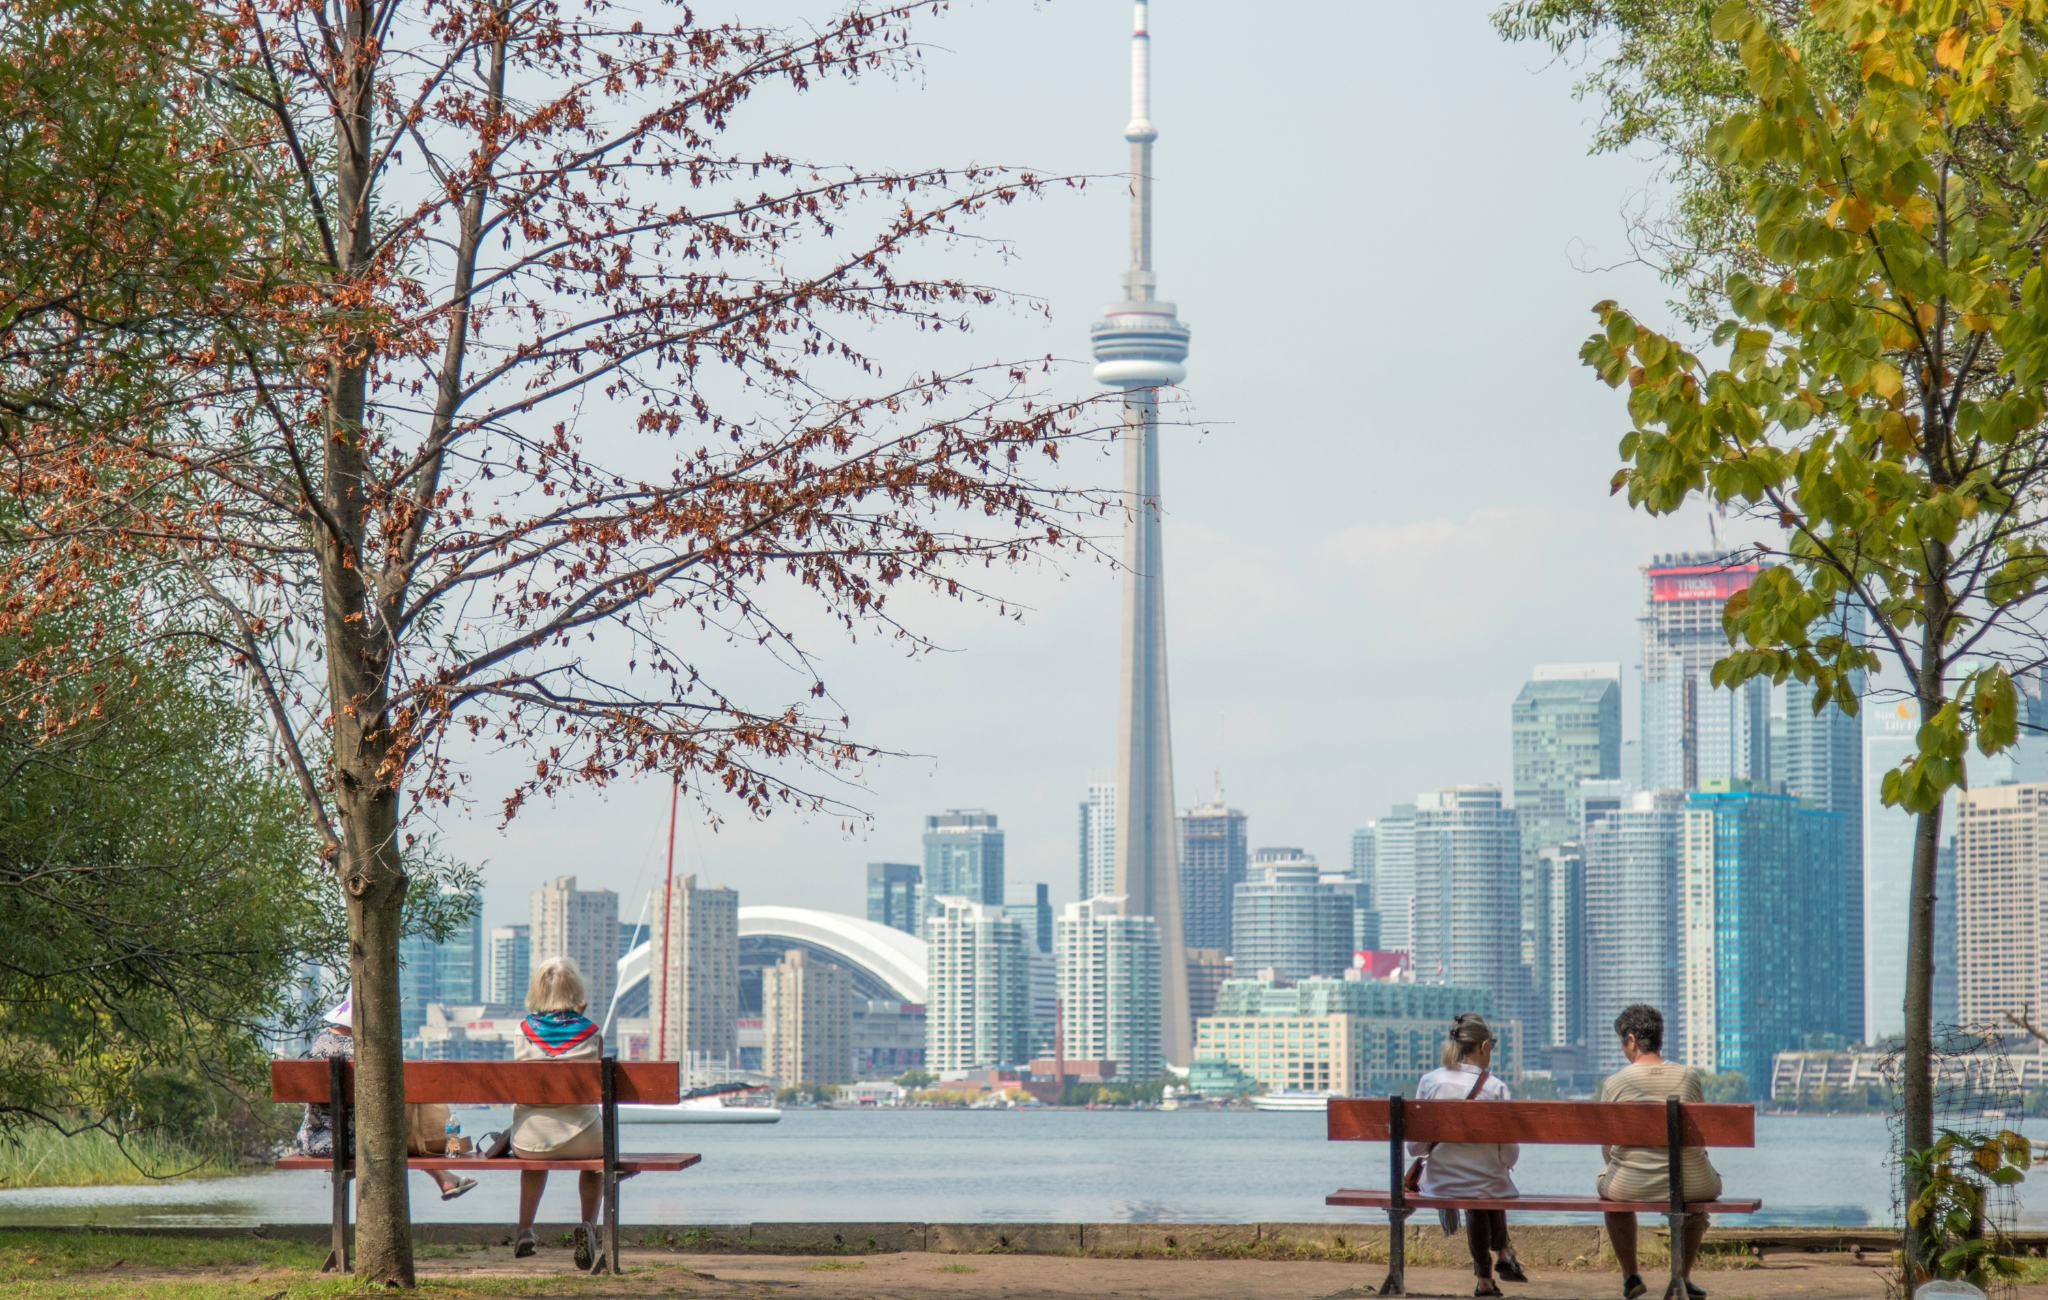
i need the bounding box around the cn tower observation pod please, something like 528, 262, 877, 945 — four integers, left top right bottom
1091, 302, 1190, 387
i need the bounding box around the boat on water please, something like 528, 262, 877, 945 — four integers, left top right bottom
1253, 1090, 1333, 1112
621, 1081, 782, 1124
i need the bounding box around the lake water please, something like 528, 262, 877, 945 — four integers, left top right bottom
1, 1110, 2036, 1230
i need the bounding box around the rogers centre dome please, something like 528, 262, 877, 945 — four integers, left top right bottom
611, 905, 927, 1019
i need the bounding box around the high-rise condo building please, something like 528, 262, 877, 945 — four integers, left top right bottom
1093, 0, 1194, 1069
485, 924, 529, 1006
1512, 664, 1623, 862
1033, 882, 1053, 955
1198, 977, 1514, 1098
1678, 782, 1854, 1089
923, 810, 1004, 922
866, 862, 921, 937
1584, 790, 1684, 1075
650, 873, 739, 1066
1178, 798, 1248, 952
1320, 861, 1379, 953
762, 948, 853, 1086
1581, 778, 1626, 832
1781, 673, 1865, 1042
1640, 553, 1767, 793
400, 887, 483, 1036
1358, 805, 1417, 951
1953, 782, 2048, 1029
1231, 849, 1355, 984
530, 875, 618, 1025
1185, 947, 1229, 1021
1864, 698, 1919, 1039
1078, 780, 1117, 901
924, 896, 1030, 1071
1027, 944, 1058, 1059
1533, 843, 1587, 1049
1410, 788, 1524, 1019
1055, 894, 1164, 1081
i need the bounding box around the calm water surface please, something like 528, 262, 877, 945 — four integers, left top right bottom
0, 1111, 2025, 1229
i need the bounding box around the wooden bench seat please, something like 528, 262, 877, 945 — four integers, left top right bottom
272, 1057, 698, 1276
1326, 1096, 1759, 1297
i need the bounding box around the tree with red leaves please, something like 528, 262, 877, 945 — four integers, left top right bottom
1, 0, 1108, 1281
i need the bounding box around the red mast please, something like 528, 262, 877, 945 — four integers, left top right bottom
657, 777, 678, 1060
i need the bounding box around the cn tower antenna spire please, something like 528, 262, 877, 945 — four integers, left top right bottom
1091, 0, 1192, 1069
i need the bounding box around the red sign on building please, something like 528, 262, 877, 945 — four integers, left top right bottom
1649, 562, 1759, 603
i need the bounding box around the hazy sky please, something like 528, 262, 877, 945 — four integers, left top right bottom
437, 0, 1777, 935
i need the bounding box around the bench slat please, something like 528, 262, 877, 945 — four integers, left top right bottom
274, 1154, 700, 1173
1325, 1189, 1759, 1213
270, 1059, 682, 1106
1327, 1099, 1754, 1147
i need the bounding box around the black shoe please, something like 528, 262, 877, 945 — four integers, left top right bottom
573, 1221, 595, 1271
513, 1230, 537, 1259
1495, 1253, 1529, 1284
1475, 1282, 1503, 1297
1686, 1284, 1706, 1300
1624, 1274, 1647, 1300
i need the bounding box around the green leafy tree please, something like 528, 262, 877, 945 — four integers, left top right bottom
1579, 0, 2048, 1275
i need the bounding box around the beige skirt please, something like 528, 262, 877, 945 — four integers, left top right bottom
512, 1122, 603, 1161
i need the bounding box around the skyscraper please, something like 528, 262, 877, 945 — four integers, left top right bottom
1230, 849, 1355, 983
924, 897, 1030, 1071
1781, 673, 1865, 1041
923, 810, 1004, 920
1678, 782, 1854, 1089
1953, 782, 2048, 1029
1178, 797, 1248, 952
1409, 788, 1523, 1018
1093, 0, 1193, 1068
650, 873, 739, 1067
763, 949, 853, 1086
866, 862, 921, 936
1055, 894, 1164, 1081
1033, 881, 1053, 955
1864, 698, 1920, 1039
530, 875, 618, 1024
1359, 804, 1417, 952
1535, 844, 1587, 1049
485, 924, 529, 1006
1584, 790, 1683, 1075
1078, 780, 1116, 901
399, 889, 482, 1036
1640, 554, 1767, 792
1511, 664, 1622, 862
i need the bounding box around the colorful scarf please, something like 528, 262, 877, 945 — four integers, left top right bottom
521, 1009, 596, 1057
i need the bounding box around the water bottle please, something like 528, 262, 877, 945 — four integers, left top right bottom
445, 1117, 461, 1152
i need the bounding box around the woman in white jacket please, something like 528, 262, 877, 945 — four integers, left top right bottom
1410, 1013, 1527, 1296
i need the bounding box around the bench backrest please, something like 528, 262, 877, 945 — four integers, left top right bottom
1328, 1099, 1754, 1147
271, 1059, 682, 1106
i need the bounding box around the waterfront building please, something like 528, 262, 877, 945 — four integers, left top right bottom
762, 948, 853, 1085
1092, 0, 1195, 1068
1231, 849, 1355, 983
1533, 843, 1586, 1049
1033, 882, 1053, 955
1581, 778, 1626, 832
1078, 779, 1117, 901
650, 873, 739, 1066
1194, 978, 1514, 1097
1639, 554, 1766, 793
1178, 797, 1248, 953
485, 924, 529, 1006
866, 862, 921, 936
924, 896, 1030, 1071
1584, 790, 1684, 1075
531, 875, 618, 1025
1409, 788, 1524, 1020
923, 811, 1004, 922
851, 1000, 926, 1078
399, 890, 483, 1037
1357, 806, 1417, 952
1679, 782, 1855, 1090
1027, 944, 1058, 1059
1511, 664, 1622, 863
1055, 894, 1164, 1081
1186, 947, 1230, 1022
1347, 826, 1385, 952
1781, 672, 1865, 1042
405, 1002, 520, 1060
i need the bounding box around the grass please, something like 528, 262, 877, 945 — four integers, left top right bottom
0, 1128, 247, 1189
932, 1263, 979, 1273
804, 1258, 865, 1271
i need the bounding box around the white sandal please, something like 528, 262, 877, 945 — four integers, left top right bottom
439, 1176, 477, 1201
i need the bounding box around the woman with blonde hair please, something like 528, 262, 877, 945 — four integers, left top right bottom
483, 956, 605, 1265
1409, 1012, 1527, 1296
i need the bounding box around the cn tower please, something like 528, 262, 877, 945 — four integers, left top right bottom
1092, 0, 1192, 1066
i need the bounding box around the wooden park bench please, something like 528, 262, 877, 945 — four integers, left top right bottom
1326, 1097, 1761, 1297
272, 1058, 701, 1275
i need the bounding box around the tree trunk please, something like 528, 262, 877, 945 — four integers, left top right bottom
1901, 596, 1950, 1285
341, 792, 411, 1284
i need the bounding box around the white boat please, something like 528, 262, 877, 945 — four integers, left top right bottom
1253, 1090, 1333, 1112
620, 1094, 782, 1124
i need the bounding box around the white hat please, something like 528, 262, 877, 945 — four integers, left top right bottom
323, 994, 353, 1028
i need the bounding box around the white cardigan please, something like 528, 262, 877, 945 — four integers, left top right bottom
1407, 1063, 1519, 1199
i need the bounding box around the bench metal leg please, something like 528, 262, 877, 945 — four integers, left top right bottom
595, 1056, 621, 1275
1381, 1094, 1407, 1296
1667, 1098, 1686, 1300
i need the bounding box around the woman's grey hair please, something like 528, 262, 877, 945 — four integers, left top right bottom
1441, 1012, 1496, 1068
